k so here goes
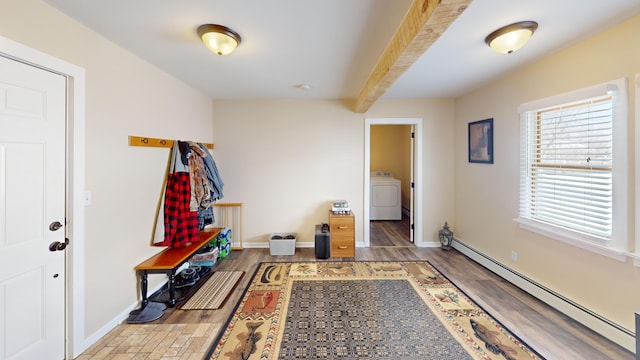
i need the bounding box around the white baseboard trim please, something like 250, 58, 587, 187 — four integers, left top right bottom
452, 238, 635, 352
416, 241, 441, 248
243, 241, 443, 249
241, 242, 315, 249
84, 304, 137, 353
83, 281, 166, 354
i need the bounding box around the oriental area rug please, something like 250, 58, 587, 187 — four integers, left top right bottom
205, 261, 545, 360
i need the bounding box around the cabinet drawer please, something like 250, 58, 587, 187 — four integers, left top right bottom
329, 211, 355, 258
331, 238, 355, 257
331, 229, 353, 238
330, 218, 353, 233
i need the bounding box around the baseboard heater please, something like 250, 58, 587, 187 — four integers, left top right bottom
452, 238, 635, 353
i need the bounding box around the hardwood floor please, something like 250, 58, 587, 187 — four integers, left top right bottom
77, 225, 634, 359
370, 216, 412, 247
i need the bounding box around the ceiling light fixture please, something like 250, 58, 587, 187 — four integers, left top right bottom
197, 24, 241, 56
485, 21, 538, 54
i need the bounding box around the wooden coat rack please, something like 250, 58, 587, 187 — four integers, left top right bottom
128, 135, 214, 149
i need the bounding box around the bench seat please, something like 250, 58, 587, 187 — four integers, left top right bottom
135, 227, 222, 307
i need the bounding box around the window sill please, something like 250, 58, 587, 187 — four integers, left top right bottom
514, 217, 627, 262
627, 253, 640, 267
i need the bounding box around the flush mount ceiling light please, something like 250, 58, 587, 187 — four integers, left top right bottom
485, 21, 538, 54
197, 24, 241, 55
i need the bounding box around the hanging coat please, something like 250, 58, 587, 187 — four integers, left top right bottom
198, 142, 224, 201
157, 141, 199, 247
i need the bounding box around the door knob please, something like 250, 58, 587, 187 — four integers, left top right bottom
49, 238, 69, 252
49, 221, 63, 231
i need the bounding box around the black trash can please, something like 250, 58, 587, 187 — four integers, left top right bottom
315, 223, 331, 259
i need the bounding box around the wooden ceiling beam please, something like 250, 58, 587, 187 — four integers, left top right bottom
353, 0, 472, 113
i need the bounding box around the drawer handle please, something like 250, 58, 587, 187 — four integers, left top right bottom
338, 226, 347, 229
338, 245, 348, 249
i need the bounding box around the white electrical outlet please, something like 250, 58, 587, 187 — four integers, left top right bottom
511, 251, 518, 262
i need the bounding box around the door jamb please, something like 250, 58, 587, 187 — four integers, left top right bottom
0, 35, 86, 358
364, 118, 423, 247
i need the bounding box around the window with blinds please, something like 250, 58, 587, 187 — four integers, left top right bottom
521, 96, 613, 240
518, 79, 628, 257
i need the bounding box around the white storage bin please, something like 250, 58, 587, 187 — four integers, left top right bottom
269, 233, 296, 255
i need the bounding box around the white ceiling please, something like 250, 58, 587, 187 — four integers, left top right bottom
44, 0, 640, 102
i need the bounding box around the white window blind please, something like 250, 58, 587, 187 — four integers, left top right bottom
520, 96, 613, 241
518, 78, 628, 258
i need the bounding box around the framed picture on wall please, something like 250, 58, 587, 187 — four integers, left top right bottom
468, 118, 493, 164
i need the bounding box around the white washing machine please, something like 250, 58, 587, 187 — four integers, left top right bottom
370, 171, 402, 220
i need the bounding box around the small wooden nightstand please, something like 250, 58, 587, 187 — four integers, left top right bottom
329, 210, 355, 258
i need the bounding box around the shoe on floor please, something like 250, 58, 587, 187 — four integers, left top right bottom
175, 266, 200, 288
125, 305, 163, 323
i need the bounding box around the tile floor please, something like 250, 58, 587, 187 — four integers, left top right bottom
74, 323, 220, 360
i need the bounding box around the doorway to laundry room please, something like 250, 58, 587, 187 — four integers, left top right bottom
364, 118, 423, 248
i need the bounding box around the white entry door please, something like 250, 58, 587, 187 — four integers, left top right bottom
0, 55, 66, 359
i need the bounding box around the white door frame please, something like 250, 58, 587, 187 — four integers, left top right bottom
364, 118, 423, 247
0, 35, 86, 358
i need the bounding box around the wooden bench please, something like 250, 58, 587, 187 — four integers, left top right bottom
135, 227, 222, 307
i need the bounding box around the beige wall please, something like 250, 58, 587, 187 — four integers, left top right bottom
211, 98, 455, 246
369, 99, 456, 241
0, 0, 214, 342
11, 0, 636, 353
371, 125, 412, 210
454, 14, 640, 332
0, 1, 457, 351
